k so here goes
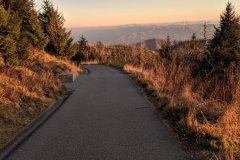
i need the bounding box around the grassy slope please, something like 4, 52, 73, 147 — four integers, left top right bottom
0, 47, 81, 148
86, 44, 240, 160
123, 64, 240, 160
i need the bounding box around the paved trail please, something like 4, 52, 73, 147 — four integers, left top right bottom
7, 65, 188, 160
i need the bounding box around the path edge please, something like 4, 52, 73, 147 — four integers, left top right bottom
0, 90, 74, 160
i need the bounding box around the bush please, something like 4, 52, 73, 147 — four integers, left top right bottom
204, 2, 240, 78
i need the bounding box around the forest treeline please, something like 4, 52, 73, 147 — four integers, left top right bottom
0, 0, 79, 66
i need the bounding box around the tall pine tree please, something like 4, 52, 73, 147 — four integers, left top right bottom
71, 36, 89, 64
208, 2, 240, 76
4, 0, 48, 47
0, 5, 20, 65
159, 34, 172, 60
39, 0, 72, 57
2, 0, 48, 60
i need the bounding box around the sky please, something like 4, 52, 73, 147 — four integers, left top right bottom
34, 0, 240, 27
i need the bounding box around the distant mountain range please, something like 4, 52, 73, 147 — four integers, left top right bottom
69, 21, 218, 44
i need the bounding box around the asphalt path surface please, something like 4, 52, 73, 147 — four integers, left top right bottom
7, 65, 188, 160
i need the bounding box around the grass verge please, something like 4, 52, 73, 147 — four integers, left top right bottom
123, 64, 240, 160
0, 47, 81, 148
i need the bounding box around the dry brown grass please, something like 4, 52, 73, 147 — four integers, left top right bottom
87, 44, 240, 160
0, 47, 81, 148
29, 47, 81, 74
81, 60, 99, 65
123, 62, 240, 160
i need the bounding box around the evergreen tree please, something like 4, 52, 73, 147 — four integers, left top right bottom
207, 2, 240, 76
78, 36, 88, 54
159, 34, 172, 60
64, 37, 78, 58
72, 36, 89, 64
3, 0, 48, 50
190, 33, 197, 51
0, 5, 20, 65
39, 0, 72, 57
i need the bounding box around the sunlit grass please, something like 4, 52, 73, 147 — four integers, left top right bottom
0, 47, 81, 148
88, 44, 240, 160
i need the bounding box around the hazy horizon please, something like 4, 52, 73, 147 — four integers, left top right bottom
66, 20, 219, 29
35, 0, 240, 27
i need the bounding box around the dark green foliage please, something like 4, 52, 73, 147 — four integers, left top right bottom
0, 0, 75, 66
72, 36, 89, 63
16, 33, 30, 61
0, 0, 49, 66
39, 0, 72, 57
159, 35, 172, 60
64, 37, 78, 58
71, 35, 100, 63
190, 33, 197, 51
78, 36, 88, 57
0, 5, 20, 66
0, 36, 18, 66
25, 8, 49, 48
203, 2, 240, 78
4, 0, 48, 49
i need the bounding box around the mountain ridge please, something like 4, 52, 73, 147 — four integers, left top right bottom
69, 21, 218, 44
135, 39, 165, 50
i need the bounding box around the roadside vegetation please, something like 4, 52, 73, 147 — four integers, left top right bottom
75, 2, 240, 160
1, 0, 239, 159
0, 47, 80, 148
0, 0, 81, 148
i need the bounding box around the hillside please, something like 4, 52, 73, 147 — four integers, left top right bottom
70, 21, 217, 44
0, 47, 81, 148
135, 39, 165, 50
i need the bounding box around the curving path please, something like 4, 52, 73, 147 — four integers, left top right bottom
7, 65, 188, 160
